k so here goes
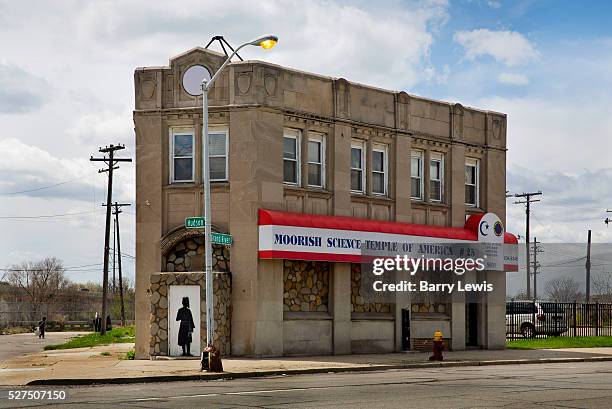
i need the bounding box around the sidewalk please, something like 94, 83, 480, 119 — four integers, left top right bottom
2, 343, 612, 386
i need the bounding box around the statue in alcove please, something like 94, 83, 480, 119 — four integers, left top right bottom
176, 296, 195, 356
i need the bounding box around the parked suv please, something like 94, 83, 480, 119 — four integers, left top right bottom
506, 301, 568, 338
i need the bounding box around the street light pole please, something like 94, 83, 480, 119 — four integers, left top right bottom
201, 34, 277, 371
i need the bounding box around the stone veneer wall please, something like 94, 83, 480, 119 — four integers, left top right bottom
149, 272, 231, 357
411, 302, 447, 314
283, 260, 330, 312
164, 237, 230, 273
351, 264, 392, 313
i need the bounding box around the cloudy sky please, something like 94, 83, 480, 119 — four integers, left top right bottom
1, 0, 612, 284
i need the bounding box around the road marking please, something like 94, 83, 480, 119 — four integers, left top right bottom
133, 380, 437, 402
134, 386, 328, 401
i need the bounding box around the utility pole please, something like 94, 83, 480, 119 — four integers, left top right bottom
103, 202, 130, 327
115, 203, 129, 327
586, 229, 592, 302
112, 219, 116, 293
532, 237, 542, 299
91, 145, 131, 335
514, 191, 542, 299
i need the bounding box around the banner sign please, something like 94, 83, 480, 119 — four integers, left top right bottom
258, 209, 519, 272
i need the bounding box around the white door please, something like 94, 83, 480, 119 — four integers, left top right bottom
168, 285, 200, 357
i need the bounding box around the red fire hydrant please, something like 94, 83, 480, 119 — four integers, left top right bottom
429, 330, 444, 361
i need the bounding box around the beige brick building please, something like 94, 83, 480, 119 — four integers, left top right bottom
133, 47, 516, 359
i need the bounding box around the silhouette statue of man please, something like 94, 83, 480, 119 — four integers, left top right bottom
176, 297, 195, 356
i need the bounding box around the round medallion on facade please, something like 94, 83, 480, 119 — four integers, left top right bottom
182, 65, 211, 96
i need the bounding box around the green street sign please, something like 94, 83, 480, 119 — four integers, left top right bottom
211, 232, 233, 246
185, 217, 205, 228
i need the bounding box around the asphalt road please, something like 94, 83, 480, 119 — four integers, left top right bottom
0, 332, 81, 363
2, 361, 612, 408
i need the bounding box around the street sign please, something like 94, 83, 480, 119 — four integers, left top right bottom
211, 232, 233, 246
185, 217, 205, 228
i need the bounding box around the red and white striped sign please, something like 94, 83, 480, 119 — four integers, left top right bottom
258, 209, 519, 271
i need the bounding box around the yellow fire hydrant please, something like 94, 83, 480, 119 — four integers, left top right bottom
429, 330, 444, 361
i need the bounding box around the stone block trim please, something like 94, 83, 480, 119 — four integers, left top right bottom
149, 272, 231, 357
283, 260, 329, 312
164, 236, 230, 273
351, 264, 392, 313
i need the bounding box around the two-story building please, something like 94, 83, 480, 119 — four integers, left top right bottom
133, 47, 517, 359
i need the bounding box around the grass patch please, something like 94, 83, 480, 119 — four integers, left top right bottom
44, 326, 135, 350
125, 349, 135, 360
507, 336, 612, 350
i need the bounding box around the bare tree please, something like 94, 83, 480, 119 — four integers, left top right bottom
545, 275, 581, 302
592, 273, 612, 302
5, 258, 68, 321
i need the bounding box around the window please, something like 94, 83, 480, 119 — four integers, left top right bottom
283, 128, 300, 185
307, 133, 325, 188
430, 152, 444, 202
350, 141, 365, 193
465, 158, 479, 207
209, 129, 228, 181
372, 144, 387, 195
411, 150, 423, 200
170, 129, 194, 183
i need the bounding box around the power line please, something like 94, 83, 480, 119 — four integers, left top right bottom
0, 176, 87, 195
0, 210, 99, 219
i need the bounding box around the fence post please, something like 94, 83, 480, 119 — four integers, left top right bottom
596, 302, 599, 337
573, 302, 577, 337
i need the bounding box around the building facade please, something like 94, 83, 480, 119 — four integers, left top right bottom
134, 47, 516, 359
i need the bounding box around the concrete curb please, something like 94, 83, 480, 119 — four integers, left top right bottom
26, 356, 612, 386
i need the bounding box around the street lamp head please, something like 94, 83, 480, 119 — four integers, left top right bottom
250, 34, 278, 49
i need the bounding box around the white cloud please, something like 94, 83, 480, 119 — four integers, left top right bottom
67, 110, 132, 146
453, 29, 539, 66
507, 165, 612, 243
0, 61, 49, 114
497, 72, 528, 85
479, 95, 612, 172
0, 0, 448, 275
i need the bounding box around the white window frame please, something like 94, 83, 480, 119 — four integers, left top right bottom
307, 132, 326, 188
411, 150, 424, 200
465, 158, 480, 207
429, 152, 444, 203
208, 127, 229, 182
350, 140, 366, 194
371, 144, 388, 196
169, 128, 195, 183
283, 128, 301, 186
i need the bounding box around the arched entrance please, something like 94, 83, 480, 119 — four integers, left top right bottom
161, 226, 230, 272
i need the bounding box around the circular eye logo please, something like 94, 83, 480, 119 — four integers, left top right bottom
493, 221, 503, 237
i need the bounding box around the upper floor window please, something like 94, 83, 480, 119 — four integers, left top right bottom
283, 128, 301, 185
209, 129, 228, 181
430, 152, 444, 202
465, 158, 480, 207
170, 129, 194, 183
372, 144, 388, 195
307, 133, 325, 188
351, 140, 365, 193
411, 150, 423, 200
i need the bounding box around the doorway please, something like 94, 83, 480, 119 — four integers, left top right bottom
401, 308, 411, 350
168, 285, 201, 357
465, 303, 479, 347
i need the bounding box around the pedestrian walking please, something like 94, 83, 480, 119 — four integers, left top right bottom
38, 317, 46, 339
